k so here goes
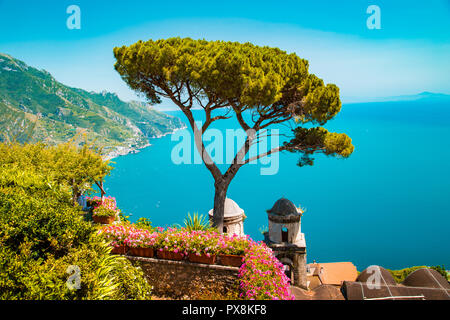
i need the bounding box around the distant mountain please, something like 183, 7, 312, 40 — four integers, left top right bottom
344, 92, 450, 104
0, 53, 185, 158
378, 92, 450, 102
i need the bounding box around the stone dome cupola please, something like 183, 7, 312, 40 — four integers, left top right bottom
267, 198, 302, 219
208, 198, 245, 236
266, 198, 304, 245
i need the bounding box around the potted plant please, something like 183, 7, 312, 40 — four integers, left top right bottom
101, 225, 131, 255
217, 236, 248, 267
156, 249, 184, 261
186, 230, 218, 264
129, 246, 154, 257
218, 252, 244, 267
155, 228, 186, 261
188, 251, 217, 264
127, 229, 158, 258
111, 245, 128, 255
92, 205, 116, 224
92, 196, 120, 224
87, 196, 102, 209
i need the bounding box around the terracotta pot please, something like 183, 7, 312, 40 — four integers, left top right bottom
218, 254, 244, 267
92, 215, 115, 224
129, 247, 154, 258
188, 253, 217, 265
156, 250, 184, 261
111, 245, 128, 255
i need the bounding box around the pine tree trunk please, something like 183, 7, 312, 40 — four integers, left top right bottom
211, 181, 230, 233
100, 181, 105, 201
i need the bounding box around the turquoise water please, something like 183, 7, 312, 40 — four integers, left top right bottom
105, 99, 450, 270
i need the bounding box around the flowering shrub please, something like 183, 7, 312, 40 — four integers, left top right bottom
184, 230, 220, 257
238, 240, 295, 300
101, 225, 134, 247
92, 206, 116, 217
87, 196, 102, 208
125, 228, 159, 248
100, 226, 249, 256
88, 196, 120, 217
217, 233, 249, 256
155, 227, 188, 255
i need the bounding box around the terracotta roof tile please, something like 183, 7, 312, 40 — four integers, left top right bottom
309, 262, 358, 286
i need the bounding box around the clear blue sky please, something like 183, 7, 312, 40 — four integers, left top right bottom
0, 0, 449, 106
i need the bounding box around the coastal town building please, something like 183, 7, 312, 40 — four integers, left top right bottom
342, 266, 450, 300
208, 198, 245, 237
263, 198, 307, 289
306, 261, 358, 289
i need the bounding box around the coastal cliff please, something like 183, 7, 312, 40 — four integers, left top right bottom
0, 53, 185, 156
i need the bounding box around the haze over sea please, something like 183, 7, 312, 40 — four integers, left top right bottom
106, 97, 450, 270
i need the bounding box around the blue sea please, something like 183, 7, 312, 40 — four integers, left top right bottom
105, 98, 450, 270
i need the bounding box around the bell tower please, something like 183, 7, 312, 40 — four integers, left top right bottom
264, 198, 307, 289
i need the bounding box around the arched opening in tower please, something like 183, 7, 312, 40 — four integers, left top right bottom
282, 227, 288, 242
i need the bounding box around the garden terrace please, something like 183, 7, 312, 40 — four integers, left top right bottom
100, 225, 295, 300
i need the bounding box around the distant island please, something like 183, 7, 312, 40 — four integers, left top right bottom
0, 53, 185, 159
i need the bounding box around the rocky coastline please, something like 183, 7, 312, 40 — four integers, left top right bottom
103, 125, 187, 161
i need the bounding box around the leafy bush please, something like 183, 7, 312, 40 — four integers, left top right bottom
0, 141, 112, 205
93, 206, 117, 218
0, 142, 152, 300
135, 217, 153, 230
90, 196, 120, 218
0, 167, 93, 259
388, 265, 449, 283
108, 254, 152, 300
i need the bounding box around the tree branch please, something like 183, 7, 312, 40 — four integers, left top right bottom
164, 86, 223, 180
243, 145, 287, 164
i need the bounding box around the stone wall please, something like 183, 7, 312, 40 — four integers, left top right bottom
127, 256, 240, 299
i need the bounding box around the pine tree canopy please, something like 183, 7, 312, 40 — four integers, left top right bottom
114, 37, 354, 166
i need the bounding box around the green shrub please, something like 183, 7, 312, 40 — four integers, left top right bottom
0, 237, 152, 300
111, 256, 152, 300
387, 265, 449, 283
135, 217, 153, 230
93, 206, 117, 217
0, 167, 93, 260
0, 142, 152, 300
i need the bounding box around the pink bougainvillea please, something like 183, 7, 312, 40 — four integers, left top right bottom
238, 240, 295, 300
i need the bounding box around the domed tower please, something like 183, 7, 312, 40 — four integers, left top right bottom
264, 198, 307, 289
209, 198, 245, 236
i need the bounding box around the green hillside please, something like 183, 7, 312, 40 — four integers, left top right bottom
0, 53, 184, 158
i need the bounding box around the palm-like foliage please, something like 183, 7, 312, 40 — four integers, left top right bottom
183, 212, 210, 231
